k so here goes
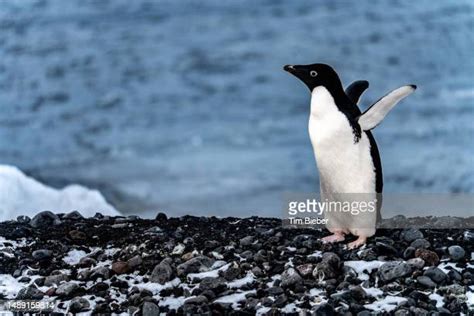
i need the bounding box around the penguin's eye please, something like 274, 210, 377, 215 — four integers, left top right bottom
310, 70, 318, 77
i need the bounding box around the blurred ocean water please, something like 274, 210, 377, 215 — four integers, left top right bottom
0, 0, 473, 217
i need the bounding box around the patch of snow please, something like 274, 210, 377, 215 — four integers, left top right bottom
308, 250, 322, 258
266, 274, 281, 288
134, 277, 181, 294
214, 290, 256, 309
211, 251, 224, 259
429, 293, 444, 308
228, 272, 255, 289
171, 244, 185, 255
344, 261, 385, 281
308, 288, 327, 306
158, 296, 186, 310
281, 303, 299, 313
467, 287, 474, 307
256, 306, 271, 316
63, 249, 87, 265
364, 296, 407, 312
0, 274, 24, 299
363, 287, 384, 297
438, 262, 463, 274
0, 165, 119, 221
187, 263, 231, 281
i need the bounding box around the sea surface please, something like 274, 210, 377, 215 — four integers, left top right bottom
0, 0, 473, 217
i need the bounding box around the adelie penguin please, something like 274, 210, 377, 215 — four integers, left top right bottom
284, 63, 416, 249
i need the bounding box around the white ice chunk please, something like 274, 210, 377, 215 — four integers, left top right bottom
0, 165, 119, 221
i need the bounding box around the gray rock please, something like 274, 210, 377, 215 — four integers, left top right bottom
199, 277, 227, 292
281, 267, 303, 288
16, 287, 44, 300
417, 276, 436, 288
407, 258, 425, 270
464, 230, 474, 242
296, 263, 314, 278
433, 216, 462, 228
379, 262, 412, 282
321, 252, 341, 266
56, 282, 79, 297
78, 257, 97, 268
44, 273, 69, 286
151, 260, 173, 284
90, 266, 110, 280
401, 229, 423, 242
394, 309, 410, 316
410, 239, 430, 249
63, 211, 84, 220
240, 250, 254, 259
403, 246, 415, 259
30, 211, 61, 228
267, 286, 284, 295
313, 253, 341, 280
184, 295, 208, 305
239, 236, 254, 247
423, 267, 446, 283
448, 245, 465, 261
441, 283, 465, 295
176, 255, 214, 276
16, 215, 31, 224
142, 302, 160, 316
349, 285, 367, 300
32, 249, 53, 260
69, 297, 90, 313
127, 255, 143, 268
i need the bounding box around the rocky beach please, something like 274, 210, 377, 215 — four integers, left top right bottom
1, 211, 473, 315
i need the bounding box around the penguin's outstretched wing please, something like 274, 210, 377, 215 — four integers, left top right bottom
345, 80, 369, 105
358, 85, 416, 131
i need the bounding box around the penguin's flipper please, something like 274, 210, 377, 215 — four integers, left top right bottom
358, 85, 416, 131
345, 80, 369, 105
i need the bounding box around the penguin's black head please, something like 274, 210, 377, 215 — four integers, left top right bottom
284, 63, 343, 93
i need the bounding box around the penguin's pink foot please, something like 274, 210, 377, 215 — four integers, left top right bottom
321, 232, 345, 243
347, 236, 367, 249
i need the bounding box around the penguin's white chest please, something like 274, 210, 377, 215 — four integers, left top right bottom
308, 87, 376, 193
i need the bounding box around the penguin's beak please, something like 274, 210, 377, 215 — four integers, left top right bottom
283, 65, 296, 73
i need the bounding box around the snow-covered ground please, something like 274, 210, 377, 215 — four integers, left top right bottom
0, 0, 473, 217
0, 165, 118, 221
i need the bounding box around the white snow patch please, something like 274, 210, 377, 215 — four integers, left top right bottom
158, 296, 186, 310
63, 249, 87, 265
429, 293, 444, 308
266, 274, 281, 288
364, 296, 407, 312
308, 250, 323, 258
228, 272, 255, 289
214, 290, 256, 309
467, 286, 474, 307
187, 263, 231, 281
281, 303, 298, 313
256, 306, 271, 316
344, 261, 385, 281
0, 274, 23, 299
134, 277, 181, 294
308, 288, 327, 306
363, 287, 384, 297
0, 165, 119, 221
171, 244, 185, 255
438, 262, 463, 274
